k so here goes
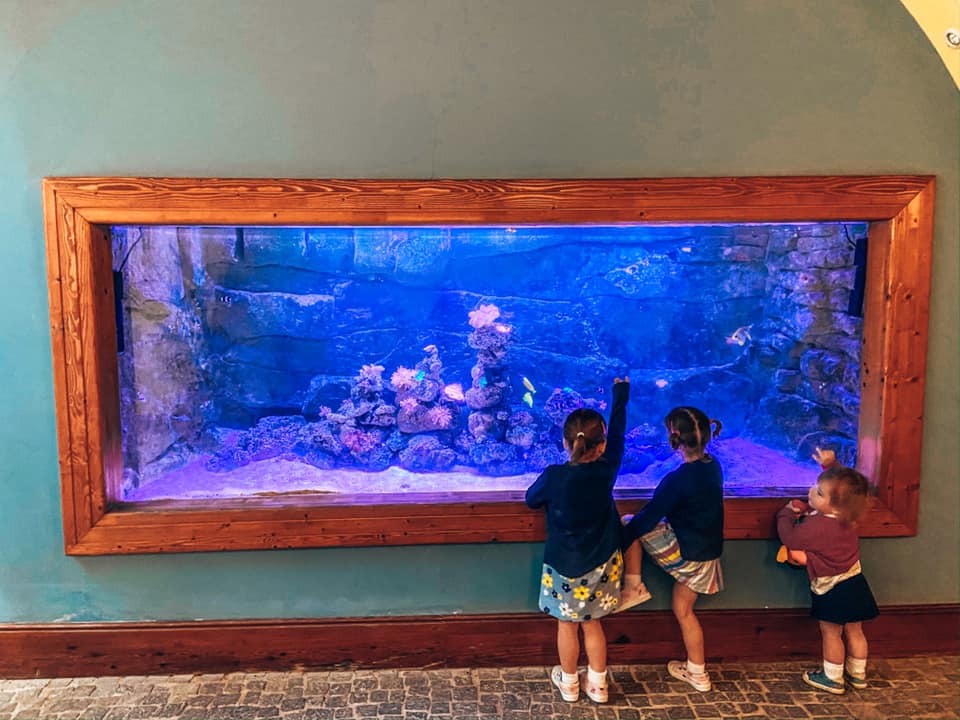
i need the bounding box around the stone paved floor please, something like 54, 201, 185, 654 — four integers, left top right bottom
0, 656, 956, 720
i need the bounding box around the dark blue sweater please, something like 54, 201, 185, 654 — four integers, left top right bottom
525, 382, 628, 578
621, 457, 724, 561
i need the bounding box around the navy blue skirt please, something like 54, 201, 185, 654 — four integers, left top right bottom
810, 573, 879, 625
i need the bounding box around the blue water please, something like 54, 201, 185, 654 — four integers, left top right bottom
112, 223, 865, 501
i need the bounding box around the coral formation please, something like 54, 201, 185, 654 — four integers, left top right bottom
202, 300, 635, 481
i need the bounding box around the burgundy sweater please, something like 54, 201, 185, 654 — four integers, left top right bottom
776, 506, 860, 583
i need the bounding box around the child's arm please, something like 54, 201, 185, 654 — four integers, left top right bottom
603, 377, 630, 477
776, 504, 827, 552
621, 472, 681, 545
525, 470, 550, 509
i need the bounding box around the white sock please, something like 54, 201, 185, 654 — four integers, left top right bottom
561, 670, 578, 684
823, 659, 844, 682
845, 656, 867, 677
587, 666, 607, 685
625, 573, 642, 589
686, 660, 706, 675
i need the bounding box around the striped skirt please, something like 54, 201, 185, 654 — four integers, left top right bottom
640, 522, 723, 595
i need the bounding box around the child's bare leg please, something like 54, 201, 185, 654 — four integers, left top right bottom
818, 620, 845, 665
623, 538, 641, 578
581, 619, 607, 673
842, 621, 868, 682
557, 620, 581, 674
672, 582, 704, 665
843, 622, 867, 660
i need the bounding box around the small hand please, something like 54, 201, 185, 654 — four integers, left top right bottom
812, 447, 836, 468
786, 499, 809, 514
614, 376, 630, 385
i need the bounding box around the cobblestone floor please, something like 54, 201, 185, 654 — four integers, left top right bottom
0, 656, 956, 719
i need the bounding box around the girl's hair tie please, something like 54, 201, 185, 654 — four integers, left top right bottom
576, 432, 585, 438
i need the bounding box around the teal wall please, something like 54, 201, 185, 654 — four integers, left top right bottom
0, 1, 956, 623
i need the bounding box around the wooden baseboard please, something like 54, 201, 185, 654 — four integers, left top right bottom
0, 605, 955, 679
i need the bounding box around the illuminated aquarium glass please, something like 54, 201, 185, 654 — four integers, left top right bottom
111, 223, 865, 502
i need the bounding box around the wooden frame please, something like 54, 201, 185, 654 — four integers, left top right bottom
42, 176, 935, 555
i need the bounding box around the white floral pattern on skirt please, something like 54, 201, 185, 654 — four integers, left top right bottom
538, 548, 624, 621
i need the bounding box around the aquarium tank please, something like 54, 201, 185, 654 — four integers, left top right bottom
111, 223, 866, 503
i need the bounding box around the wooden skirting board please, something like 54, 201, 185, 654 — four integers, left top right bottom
0, 605, 955, 679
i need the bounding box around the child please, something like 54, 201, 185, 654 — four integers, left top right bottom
620, 406, 724, 692
776, 449, 878, 695
525, 377, 630, 704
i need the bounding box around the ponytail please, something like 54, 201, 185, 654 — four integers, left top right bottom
664, 406, 719, 451
563, 411, 606, 464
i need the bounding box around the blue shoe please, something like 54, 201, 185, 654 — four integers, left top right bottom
802, 669, 845, 695
844, 671, 868, 690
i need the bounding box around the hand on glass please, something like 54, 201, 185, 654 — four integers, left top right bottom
811, 447, 836, 469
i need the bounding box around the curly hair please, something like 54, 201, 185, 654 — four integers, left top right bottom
817, 465, 872, 524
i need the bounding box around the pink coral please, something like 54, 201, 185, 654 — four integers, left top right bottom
468, 304, 501, 329
339, 426, 379, 454
443, 383, 465, 402
425, 405, 454, 429
399, 397, 420, 413
360, 363, 384, 380
391, 366, 418, 390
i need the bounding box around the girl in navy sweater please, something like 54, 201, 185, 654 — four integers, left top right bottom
621, 406, 724, 692
525, 377, 629, 704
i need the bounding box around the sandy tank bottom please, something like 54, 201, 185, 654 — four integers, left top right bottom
123, 436, 817, 502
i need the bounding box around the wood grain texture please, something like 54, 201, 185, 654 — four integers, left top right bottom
43, 183, 79, 548
48, 176, 932, 223
0, 605, 955, 678
40, 176, 935, 554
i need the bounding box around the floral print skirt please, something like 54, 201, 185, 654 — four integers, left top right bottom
538, 548, 624, 622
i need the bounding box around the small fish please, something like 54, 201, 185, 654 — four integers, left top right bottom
479, 376, 488, 388
423, 344, 437, 353
655, 378, 669, 389
522, 391, 534, 408
725, 325, 753, 346
522, 376, 536, 394
415, 370, 426, 381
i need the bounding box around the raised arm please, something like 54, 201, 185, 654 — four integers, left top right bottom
602, 378, 630, 474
